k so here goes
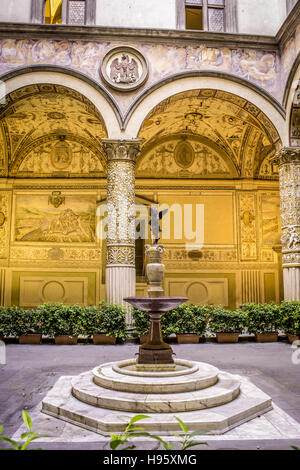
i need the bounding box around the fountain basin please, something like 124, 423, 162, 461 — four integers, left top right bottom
124, 296, 187, 311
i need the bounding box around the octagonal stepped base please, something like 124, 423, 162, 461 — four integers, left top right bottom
41, 359, 273, 435
93, 359, 219, 393
42, 374, 273, 435
72, 370, 240, 413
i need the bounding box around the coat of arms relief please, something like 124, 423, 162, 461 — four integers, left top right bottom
101, 46, 148, 91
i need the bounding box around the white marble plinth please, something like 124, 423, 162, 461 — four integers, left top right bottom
93, 360, 219, 393
41, 359, 273, 436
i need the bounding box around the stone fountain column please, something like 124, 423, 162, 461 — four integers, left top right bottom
272, 147, 300, 301
102, 139, 142, 322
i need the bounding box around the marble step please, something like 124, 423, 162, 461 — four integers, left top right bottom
42, 373, 273, 435
72, 370, 240, 412
93, 360, 219, 393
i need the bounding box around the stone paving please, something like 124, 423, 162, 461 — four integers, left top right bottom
1, 339, 300, 450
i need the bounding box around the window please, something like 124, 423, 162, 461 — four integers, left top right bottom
67, 0, 86, 25
185, 0, 225, 32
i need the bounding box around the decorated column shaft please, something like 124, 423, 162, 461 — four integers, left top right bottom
272, 148, 300, 301
102, 139, 142, 322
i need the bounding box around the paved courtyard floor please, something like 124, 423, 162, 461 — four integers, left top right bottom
1, 339, 300, 450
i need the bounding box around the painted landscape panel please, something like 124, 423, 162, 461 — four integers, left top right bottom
15, 194, 96, 243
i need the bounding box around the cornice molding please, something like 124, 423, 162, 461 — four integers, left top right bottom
0, 21, 278, 49
276, 0, 300, 46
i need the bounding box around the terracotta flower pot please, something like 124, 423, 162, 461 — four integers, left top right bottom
255, 332, 278, 343
19, 334, 42, 344
93, 334, 116, 345
287, 334, 300, 344
215, 333, 239, 343
55, 335, 78, 345
139, 334, 150, 344
176, 334, 200, 344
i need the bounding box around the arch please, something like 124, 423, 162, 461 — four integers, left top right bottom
283, 55, 300, 146
124, 73, 287, 145
0, 66, 123, 138
283, 52, 300, 109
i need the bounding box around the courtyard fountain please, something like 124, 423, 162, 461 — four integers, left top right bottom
41, 237, 273, 436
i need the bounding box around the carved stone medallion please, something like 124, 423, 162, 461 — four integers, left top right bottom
174, 141, 195, 168
101, 46, 148, 91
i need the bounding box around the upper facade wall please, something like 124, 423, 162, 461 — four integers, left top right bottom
0, 0, 292, 36
0, 0, 32, 23
96, 0, 177, 30
237, 0, 287, 36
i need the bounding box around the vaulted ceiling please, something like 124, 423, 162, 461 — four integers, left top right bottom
137, 89, 281, 179
0, 84, 107, 177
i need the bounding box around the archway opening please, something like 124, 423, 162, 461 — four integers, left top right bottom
135, 89, 283, 307
0, 83, 107, 308
290, 80, 300, 146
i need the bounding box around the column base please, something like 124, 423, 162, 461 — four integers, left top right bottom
283, 267, 300, 301
106, 266, 136, 324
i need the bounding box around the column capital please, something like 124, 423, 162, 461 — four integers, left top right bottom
272, 147, 300, 166
101, 139, 143, 163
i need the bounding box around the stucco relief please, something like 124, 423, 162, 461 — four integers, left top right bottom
17, 139, 105, 177
164, 247, 237, 263
10, 246, 101, 262
137, 138, 231, 178
239, 193, 257, 261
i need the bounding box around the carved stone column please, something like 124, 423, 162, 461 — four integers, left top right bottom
102, 139, 142, 323
272, 148, 300, 301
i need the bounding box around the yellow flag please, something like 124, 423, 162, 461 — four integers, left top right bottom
44, 0, 62, 24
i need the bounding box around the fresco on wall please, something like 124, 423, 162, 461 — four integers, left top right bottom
137, 139, 231, 178
14, 194, 96, 243
0, 38, 283, 107
260, 194, 281, 246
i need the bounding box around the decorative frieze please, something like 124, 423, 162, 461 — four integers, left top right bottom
0, 192, 10, 259
238, 193, 258, 261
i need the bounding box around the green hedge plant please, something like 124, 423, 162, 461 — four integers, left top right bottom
82, 302, 128, 342
209, 307, 247, 334
6, 307, 41, 338
0, 306, 12, 337
132, 308, 150, 336
280, 301, 300, 336
241, 302, 281, 334
36, 303, 84, 338
162, 304, 209, 337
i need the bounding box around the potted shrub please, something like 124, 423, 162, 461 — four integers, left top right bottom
82, 302, 128, 344
208, 307, 247, 343
241, 302, 280, 342
6, 307, 42, 344
0, 306, 11, 340
280, 301, 300, 343
132, 308, 150, 343
36, 303, 83, 344
164, 304, 209, 344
